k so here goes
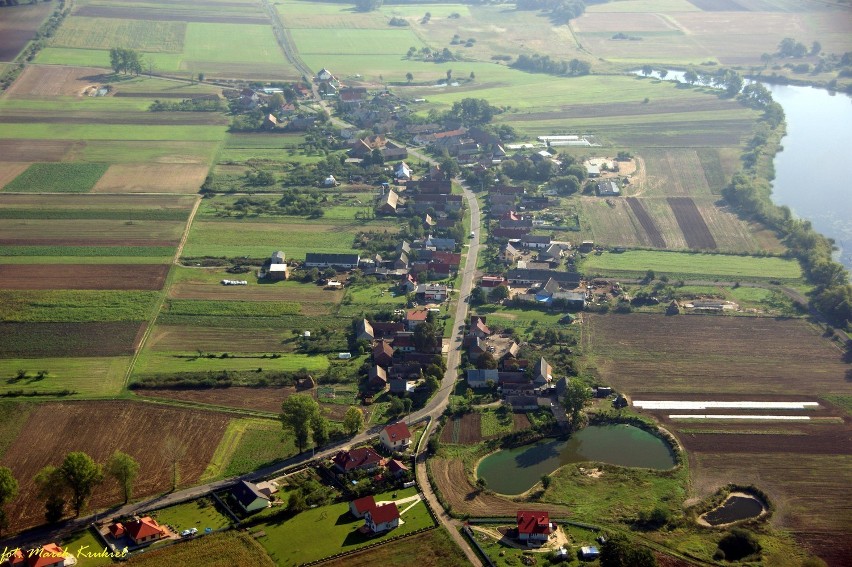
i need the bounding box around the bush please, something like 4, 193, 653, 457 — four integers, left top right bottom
717, 528, 761, 561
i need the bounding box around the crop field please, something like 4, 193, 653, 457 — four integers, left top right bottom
0, 122, 227, 142
73, 4, 269, 24
430, 458, 570, 517
51, 17, 186, 52
125, 531, 274, 567
583, 314, 849, 396
0, 193, 196, 217
139, 386, 298, 414
0, 321, 144, 358
581, 249, 801, 281
0, 2, 53, 62
78, 140, 221, 165
625, 197, 666, 248
0, 163, 31, 188
146, 324, 291, 353
321, 528, 469, 567
91, 164, 209, 193
0, 290, 158, 322
641, 149, 714, 197
0, 356, 130, 397
0, 218, 184, 246
0, 109, 232, 127
668, 197, 717, 249
440, 412, 481, 444
291, 28, 424, 55
200, 416, 295, 479
0, 139, 74, 162
0, 400, 231, 532
182, 219, 377, 259
2, 162, 109, 193
0, 264, 170, 290
132, 350, 330, 376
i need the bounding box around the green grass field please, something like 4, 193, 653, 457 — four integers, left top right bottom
291, 28, 424, 55
581, 250, 802, 282
132, 351, 330, 376
203, 417, 296, 479
255, 487, 435, 565
0, 356, 130, 397
3, 163, 109, 193
149, 498, 232, 533
472, 305, 572, 339
60, 528, 115, 567
0, 123, 226, 141
0, 290, 159, 322
165, 299, 302, 318
51, 17, 186, 52
479, 407, 514, 438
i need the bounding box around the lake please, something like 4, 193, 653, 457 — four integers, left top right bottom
632, 70, 852, 271
476, 424, 676, 495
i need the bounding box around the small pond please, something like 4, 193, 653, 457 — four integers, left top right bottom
700, 493, 766, 526
476, 425, 676, 495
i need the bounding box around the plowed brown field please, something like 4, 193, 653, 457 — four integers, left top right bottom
430, 459, 570, 517
668, 197, 717, 249
0, 264, 170, 290
0, 400, 231, 532
92, 164, 209, 194
626, 197, 666, 248
4, 65, 107, 97
0, 321, 145, 358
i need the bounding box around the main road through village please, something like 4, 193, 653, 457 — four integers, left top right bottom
4, 168, 486, 564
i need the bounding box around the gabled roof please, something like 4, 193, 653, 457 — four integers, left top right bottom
232, 480, 268, 508
406, 309, 428, 322
473, 318, 491, 336
351, 495, 376, 515
358, 319, 374, 338
125, 516, 163, 542
537, 357, 552, 380
368, 503, 400, 524
372, 340, 394, 361
521, 234, 552, 244
27, 543, 65, 567
517, 510, 552, 535
332, 447, 383, 472
541, 278, 560, 295
387, 459, 409, 474
383, 422, 411, 442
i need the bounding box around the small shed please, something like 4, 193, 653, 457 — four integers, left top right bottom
580, 546, 600, 560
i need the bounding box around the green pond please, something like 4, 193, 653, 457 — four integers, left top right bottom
476, 425, 676, 495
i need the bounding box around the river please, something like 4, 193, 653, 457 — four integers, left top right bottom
633, 71, 852, 271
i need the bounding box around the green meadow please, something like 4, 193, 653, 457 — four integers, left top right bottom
0, 357, 130, 397
3, 163, 109, 193
132, 351, 331, 376
0, 290, 160, 322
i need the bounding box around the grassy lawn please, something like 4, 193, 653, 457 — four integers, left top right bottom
479, 407, 514, 437
132, 351, 330, 376
202, 417, 296, 480
0, 357, 130, 397
0, 290, 160, 322
472, 305, 572, 339
149, 498, 233, 534
61, 527, 115, 567
255, 487, 435, 565
320, 527, 469, 567
582, 250, 802, 282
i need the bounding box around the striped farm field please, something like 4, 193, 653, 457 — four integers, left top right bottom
0, 2, 53, 62
0, 321, 144, 358
581, 250, 801, 281
0, 218, 185, 246
146, 325, 293, 352
0, 356, 130, 397
0, 290, 159, 322
0, 264, 171, 291
51, 17, 186, 52
132, 350, 331, 376
0, 193, 196, 217
2, 163, 109, 193
0, 122, 226, 141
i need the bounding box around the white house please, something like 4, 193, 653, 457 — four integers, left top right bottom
364, 503, 400, 533
380, 422, 412, 452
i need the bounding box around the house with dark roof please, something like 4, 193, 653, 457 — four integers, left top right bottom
364, 503, 400, 533
377, 190, 399, 215
332, 447, 383, 473
521, 234, 553, 250
467, 368, 499, 389
534, 357, 553, 386
231, 480, 270, 513
415, 284, 448, 302
507, 396, 541, 411
356, 319, 374, 342
387, 458, 409, 477
349, 495, 376, 518
516, 511, 552, 542
392, 332, 415, 352
372, 340, 394, 367
470, 316, 491, 339
506, 269, 581, 288
373, 321, 405, 339
369, 365, 388, 390
415, 179, 452, 195
304, 253, 360, 269
380, 422, 412, 451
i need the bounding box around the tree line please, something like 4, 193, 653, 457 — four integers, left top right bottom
109, 47, 143, 75
512, 53, 590, 77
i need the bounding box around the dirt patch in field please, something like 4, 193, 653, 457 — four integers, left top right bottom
0, 163, 31, 189
4, 65, 111, 97
668, 197, 717, 249
440, 413, 482, 445
626, 197, 666, 248
74, 5, 269, 24
0, 400, 231, 533
0, 140, 76, 162
0, 3, 53, 62
0, 321, 145, 358
0, 264, 170, 290
512, 413, 532, 431
430, 458, 570, 517
92, 164, 209, 194
0, 238, 175, 247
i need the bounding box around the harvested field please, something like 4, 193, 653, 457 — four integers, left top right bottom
626, 197, 666, 248
0, 321, 144, 358
91, 163, 209, 194
580, 197, 649, 248
0, 193, 197, 215
0, 163, 31, 189
0, 264, 170, 290
0, 218, 184, 245
691, 452, 852, 565
0, 140, 75, 162
146, 325, 289, 352
440, 413, 482, 445
74, 5, 269, 24
5, 65, 116, 97
138, 386, 297, 414
167, 278, 343, 310
0, 3, 53, 62
668, 197, 717, 249
0, 400, 231, 532
584, 314, 850, 397
0, 111, 228, 126
642, 149, 713, 198
430, 458, 570, 517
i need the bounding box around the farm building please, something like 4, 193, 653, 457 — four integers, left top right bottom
521, 234, 552, 250
534, 358, 553, 386
332, 447, 383, 473
231, 480, 271, 513
380, 422, 412, 451
580, 546, 600, 560
387, 459, 409, 478
364, 503, 400, 533
124, 516, 166, 545
304, 253, 360, 269
470, 316, 491, 339
377, 190, 399, 214
369, 365, 388, 390
349, 495, 376, 519
467, 368, 499, 389
516, 510, 553, 542
267, 263, 289, 281
356, 319, 374, 342
506, 395, 540, 411
597, 180, 620, 197
415, 284, 448, 302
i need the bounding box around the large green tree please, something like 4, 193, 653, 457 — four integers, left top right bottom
343, 406, 364, 436
34, 465, 66, 524
106, 451, 140, 503
562, 378, 592, 429
0, 467, 18, 536
281, 394, 322, 452
59, 451, 104, 516
600, 534, 657, 567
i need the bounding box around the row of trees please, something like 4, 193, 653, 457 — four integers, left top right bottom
512, 53, 590, 76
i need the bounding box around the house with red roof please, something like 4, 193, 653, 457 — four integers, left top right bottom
516, 510, 553, 542
19, 543, 67, 567
364, 503, 400, 533
349, 495, 376, 518
380, 422, 412, 452
125, 516, 166, 545
372, 340, 394, 368
387, 458, 410, 477
405, 309, 428, 331
392, 332, 416, 352
332, 447, 383, 473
